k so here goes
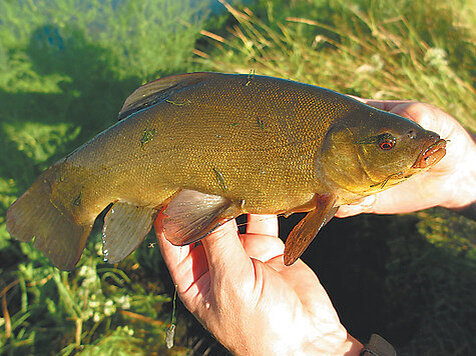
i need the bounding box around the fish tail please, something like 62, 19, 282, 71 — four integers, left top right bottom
6, 170, 92, 271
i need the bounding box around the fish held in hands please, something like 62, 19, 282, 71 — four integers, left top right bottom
6, 72, 446, 270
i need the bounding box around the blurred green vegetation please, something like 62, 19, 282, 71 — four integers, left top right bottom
0, 0, 474, 355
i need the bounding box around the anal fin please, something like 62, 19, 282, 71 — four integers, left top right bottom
161, 190, 234, 246
102, 202, 158, 263
284, 194, 338, 266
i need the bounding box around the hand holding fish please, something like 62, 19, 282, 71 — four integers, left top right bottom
156, 215, 363, 356
156, 98, 474, 355
6, 73, 469, 353
337, 101, 476, 218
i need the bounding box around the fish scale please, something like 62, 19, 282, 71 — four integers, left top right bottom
6, 72, 446, 269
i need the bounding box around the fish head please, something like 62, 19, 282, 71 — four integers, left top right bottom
317, 109, 446, 199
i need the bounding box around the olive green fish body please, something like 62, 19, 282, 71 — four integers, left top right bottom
70, 74, 358, 212
6, 73, 446, 269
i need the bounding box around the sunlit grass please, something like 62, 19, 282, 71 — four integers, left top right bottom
198, 0, 475, 130
0, 0, 207, 354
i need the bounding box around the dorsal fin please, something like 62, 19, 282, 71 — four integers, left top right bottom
118, 72, 218, 120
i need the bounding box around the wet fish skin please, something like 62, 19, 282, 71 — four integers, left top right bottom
6, 72, 446, 269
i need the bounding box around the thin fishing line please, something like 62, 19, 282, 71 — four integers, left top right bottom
166, 246, 184, 349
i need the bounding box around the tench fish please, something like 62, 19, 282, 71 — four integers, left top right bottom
6, 72, 447, 270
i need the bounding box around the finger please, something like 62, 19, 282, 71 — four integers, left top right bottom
388, 102, 460, 139
358, 98, 416, 112
240, 233, 284, 262
266, 257, 338, 318
201, 219, 253, 279
335, 195, 376, 217
365, 99, 414, 112
155, 215, 209, 294
155, 213, 192, 268
367, 176, 449, 213
246, 214, 278, 237
337, 174, 447, 216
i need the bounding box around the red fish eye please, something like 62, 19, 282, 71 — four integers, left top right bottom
379, 141, 394, 150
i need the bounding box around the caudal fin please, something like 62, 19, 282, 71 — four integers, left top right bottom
6, 175, 92, 270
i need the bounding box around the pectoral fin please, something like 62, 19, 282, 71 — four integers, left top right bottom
102, 202, 158, 263
284, 194, 338, 266
162, 190, 234, 246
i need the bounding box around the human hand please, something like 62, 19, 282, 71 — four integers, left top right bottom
337, 100, 476, 217
156, 214, 363, 355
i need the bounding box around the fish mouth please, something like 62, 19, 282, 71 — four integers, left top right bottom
411, 139, 447, 169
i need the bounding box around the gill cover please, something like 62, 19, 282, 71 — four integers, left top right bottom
317, 124, 371, 194
317, 109, 440, 197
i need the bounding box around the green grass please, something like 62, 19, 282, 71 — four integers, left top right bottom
198, 0, 475, 130
0, 0, 207, 354
1, 0, 475, 355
